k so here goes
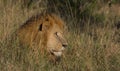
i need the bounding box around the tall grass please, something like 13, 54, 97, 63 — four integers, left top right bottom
0, 0, 120, 71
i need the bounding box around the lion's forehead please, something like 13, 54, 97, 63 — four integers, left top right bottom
47, 14, 64, 29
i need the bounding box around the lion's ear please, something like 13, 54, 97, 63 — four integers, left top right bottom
39, 24, 43, 31
39, 21, 51, 31
39, 17, 53, 31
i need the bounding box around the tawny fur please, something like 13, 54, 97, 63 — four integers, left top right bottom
17, 13, 67, 61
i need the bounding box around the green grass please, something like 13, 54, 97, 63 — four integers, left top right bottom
0, 0, 120, 71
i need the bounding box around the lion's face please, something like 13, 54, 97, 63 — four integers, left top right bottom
39, 14, 68, 57
47, 24, 68, 57
17, 13, 68, 60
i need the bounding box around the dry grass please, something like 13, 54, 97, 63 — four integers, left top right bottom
0, 0, 120, 71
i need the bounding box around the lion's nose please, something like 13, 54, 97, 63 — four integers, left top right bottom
62, 42, 68, 48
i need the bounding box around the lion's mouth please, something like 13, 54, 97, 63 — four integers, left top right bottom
50, 47, 65, 57
50, 50, 62, 57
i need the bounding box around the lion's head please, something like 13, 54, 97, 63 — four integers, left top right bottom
17, 13, 68, 61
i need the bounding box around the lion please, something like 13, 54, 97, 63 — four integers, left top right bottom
17, 13, 68, 62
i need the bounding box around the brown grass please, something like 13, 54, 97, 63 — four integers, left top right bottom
0, 0, 120, 71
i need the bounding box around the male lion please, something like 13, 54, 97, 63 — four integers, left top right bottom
17, 13, 68, 61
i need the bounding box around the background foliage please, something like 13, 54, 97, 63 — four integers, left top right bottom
0, 0, 120, 71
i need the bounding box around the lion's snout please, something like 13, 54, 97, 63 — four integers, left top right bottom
62, 42, 68, 48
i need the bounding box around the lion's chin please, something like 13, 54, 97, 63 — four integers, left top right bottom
53, 51, 62, 57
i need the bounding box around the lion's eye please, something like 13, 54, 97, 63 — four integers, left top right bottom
55, 32, 58, 36
55, 32, 60, 39
55, 32, 62, 37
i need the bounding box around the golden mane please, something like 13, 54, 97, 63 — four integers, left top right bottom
16, 13, 67, 62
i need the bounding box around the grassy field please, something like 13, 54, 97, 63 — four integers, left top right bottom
0, 0, 120, 71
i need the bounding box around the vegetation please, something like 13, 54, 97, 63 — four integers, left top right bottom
0, 0, 120, 71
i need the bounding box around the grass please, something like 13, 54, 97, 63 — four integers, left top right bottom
0, 0, 120, 71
